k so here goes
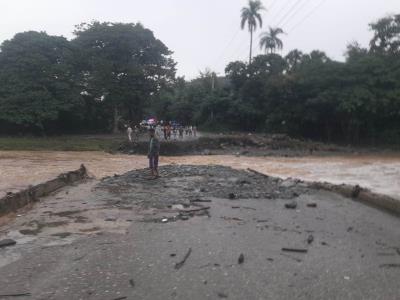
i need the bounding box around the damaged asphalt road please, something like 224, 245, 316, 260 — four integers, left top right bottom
0, 165, 400, 300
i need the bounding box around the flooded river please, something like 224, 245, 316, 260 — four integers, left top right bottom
1, 151, 400, 199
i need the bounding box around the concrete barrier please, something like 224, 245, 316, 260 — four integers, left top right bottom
248, 168, 400, 216
0, 164, 88, 216
310, 181, 400, 216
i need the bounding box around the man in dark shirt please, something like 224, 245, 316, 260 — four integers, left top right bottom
148, 128, 160, 178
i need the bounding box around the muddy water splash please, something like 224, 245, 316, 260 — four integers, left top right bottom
1, 151, 400, 199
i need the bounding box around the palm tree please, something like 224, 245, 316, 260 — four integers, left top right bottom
241, 0, 265, 64
259, 27, 284, 54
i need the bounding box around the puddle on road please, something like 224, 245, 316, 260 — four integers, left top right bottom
1, 151, 400, 198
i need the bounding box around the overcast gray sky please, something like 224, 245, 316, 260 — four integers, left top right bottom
1, 0, 399, 78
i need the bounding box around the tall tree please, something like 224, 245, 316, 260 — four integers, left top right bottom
259, 27, 284, 54
241, 0, 265, 64
0, 31, 81, 133
72, 21, 176, 133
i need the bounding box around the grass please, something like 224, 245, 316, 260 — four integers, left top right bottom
0, 135, 124, 151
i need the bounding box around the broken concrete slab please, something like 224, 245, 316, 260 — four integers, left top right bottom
0, 165, 88, 216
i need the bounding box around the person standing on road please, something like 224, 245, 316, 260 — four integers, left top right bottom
166, 123, 172, 140
148, 128, 160, 178
163, 124, 168, 140
127, 125, 133, 142
133, 125, 140, 144
179, 126, 184, 139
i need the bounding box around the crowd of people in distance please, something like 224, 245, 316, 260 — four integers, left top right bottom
125, 121, 197, 143
158, 123, 197, 141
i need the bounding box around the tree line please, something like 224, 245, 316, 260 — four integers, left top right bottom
156, 13, 400, 145
0, 12, 399, 145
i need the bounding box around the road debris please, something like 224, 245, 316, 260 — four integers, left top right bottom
238, 253, 245, 264
217, 292, 228, 298
129, 279, 135, 287
379, 264, 400, 269
0, 239, 17, 248
242, 206, 256, 211
179, 207, 210, 214
221, 216, 244, 222
282, 248, 308, 253
285, 201, 298, 209
228, 193, 236, 200
307, 235, 314, 244
351, 185, 362, 198
307, 203, 317, 208
0, 293, 31, 297
174, 248, 192, 270
190, 199, 212, 203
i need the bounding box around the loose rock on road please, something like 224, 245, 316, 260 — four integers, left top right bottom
0, 165, 400, 299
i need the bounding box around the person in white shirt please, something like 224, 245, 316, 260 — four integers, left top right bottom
127, 126, 133, 142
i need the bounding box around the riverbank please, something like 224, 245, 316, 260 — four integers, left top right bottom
0, 133, 387, 156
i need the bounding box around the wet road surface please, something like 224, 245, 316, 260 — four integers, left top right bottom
0, 165, 400, 300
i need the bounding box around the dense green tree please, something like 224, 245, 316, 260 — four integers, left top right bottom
225, 61, 248, 90
370, 14, 400, 55
0, 31, 82, 133
251, 54, 287, 76
285, 49, 304, 73
241, 0, 265, 64
72, 21, 176, 132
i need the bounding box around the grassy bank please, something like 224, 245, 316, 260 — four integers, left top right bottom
0, 135, 123, 151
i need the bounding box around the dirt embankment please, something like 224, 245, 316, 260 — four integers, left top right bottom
118, 133, 348, 157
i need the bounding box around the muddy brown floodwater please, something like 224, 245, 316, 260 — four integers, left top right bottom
1, 150, 400, 199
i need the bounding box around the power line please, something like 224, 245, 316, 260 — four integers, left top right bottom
276, 0, 305, 27
280, 0, 312, 30
287, 0, 328, 33
267, 0, 280, 12
213, 28, 241, 68
269, 0, 294, 24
